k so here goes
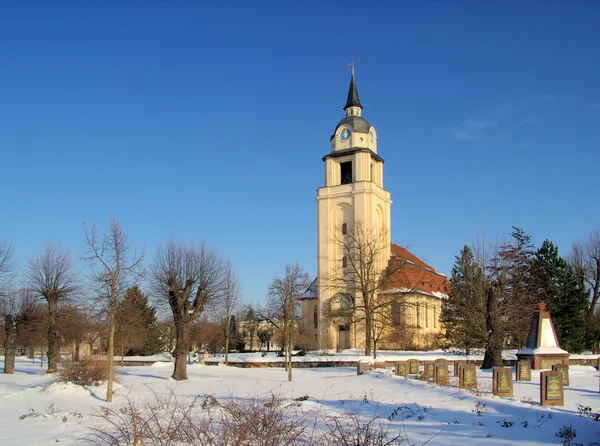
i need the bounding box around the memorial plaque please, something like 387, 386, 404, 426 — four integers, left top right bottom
459, 364, 477, 390
552, 364, 570, 386
540, 371, 564, 406
422, 361, 435, 380
395, 361, 408, 378
540, 358, 563, 369
492, 367, 513, 397
516, 360, 531, 381
434, 362, 449, 385
408, 359, 419, 375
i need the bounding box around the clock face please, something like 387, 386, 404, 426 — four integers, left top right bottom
369, 130, 374, 144
340, 128, 351, 141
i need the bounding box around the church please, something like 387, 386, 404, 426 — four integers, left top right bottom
300, 72, 450, 352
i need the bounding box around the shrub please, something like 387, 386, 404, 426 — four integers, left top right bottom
59, 357, 112, 387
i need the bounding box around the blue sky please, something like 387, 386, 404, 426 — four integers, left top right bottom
1, 1, 599, 305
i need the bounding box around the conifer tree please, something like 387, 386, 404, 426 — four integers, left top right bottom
441, 245, 486, 354
531, 240, 589, 352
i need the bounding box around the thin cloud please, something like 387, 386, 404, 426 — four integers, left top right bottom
453, 95, 560, 144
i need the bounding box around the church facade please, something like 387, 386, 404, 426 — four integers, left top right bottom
300, 73, 449, 351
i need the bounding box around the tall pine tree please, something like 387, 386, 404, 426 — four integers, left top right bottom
531, 240, 589, 352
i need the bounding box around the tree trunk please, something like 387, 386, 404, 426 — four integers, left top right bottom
287, 333, 292, 382
482, 287, 503, 369
364, 313, 373, 356
225, 324, 229, 366
47, 298, 59, 373
3, 315, 17, 374
106, 302, 116, 402
172, 313, 189, 381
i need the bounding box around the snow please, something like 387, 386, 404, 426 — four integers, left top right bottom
516, 347, 569, 355
1, 352, 599, 445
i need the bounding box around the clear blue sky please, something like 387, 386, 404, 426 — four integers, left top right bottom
1, 1, 599, 305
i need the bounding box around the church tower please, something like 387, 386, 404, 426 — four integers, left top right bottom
315, 73, 392, 349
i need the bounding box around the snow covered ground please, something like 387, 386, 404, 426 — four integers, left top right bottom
1, 352, 599, 445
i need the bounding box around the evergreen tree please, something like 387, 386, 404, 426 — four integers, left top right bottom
441, 245, 486, 353
115, 286, 163, 356
531, 240, 589, 352
494, 227, 537, 347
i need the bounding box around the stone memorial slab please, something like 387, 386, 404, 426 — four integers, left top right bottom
422, 361, 435, 380
516, 360, 531, 381
357, 360, 370, 375
540, 371, 564, 406
459, 363, 477, 390
434, 361, 449, 385
395, 361, 408, 378
492, 367, 513, 397
408, 359, 419, 375
552, 364, 570, 386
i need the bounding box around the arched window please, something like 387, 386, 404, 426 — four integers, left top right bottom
313, 306, 318, 329
342, 256, 347, 268
342, 223, 347, 234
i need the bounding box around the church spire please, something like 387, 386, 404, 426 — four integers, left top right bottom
344, 73, 363, 111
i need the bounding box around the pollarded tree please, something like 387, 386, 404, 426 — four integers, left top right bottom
151, 240, 225, 380
531, 240, 589, 352
82, 219, 144, 401
27, 242, 79, 373
265, 263, 310, 382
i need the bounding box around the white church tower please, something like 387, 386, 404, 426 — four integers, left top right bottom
315, 72, 392, 349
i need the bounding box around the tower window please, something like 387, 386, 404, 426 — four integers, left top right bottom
342, 256, 347, 268
313, 306, 318, 329
340, 162, 352, 184
342, 223, 347, 234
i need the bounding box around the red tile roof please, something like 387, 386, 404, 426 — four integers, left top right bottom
384, 244, 450, 297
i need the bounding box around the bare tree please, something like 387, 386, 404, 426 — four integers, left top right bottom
0, 238, 19, 373
82, 219, 144, 401
570, 229, 600, 317
0, 237, 16, 291
151, 240, 225, 380
323, 224, 419, 357
265, 263, 310, 381
27, 242, 78, 373
210, 258, 241, 365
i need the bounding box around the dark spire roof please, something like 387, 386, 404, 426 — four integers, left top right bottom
343, 73, 363, 110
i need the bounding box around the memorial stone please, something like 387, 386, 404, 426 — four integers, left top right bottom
516, 360, 531, 381
552, 364, 570, 386
408, 359, 419, 375
492, 367, 513, 397
540, 371, 564, 406
395, 361, 408, 378
422, 361, 435, 380
459, 363, 477, 390
357, 360, 370, 375
434, 361, 449, 385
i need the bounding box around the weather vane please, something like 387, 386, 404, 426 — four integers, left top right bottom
347, 52, 355, 76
